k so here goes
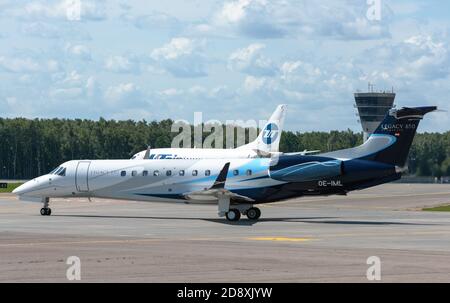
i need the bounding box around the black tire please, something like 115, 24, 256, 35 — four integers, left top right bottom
47, 208, 52, 216
246, 207, 261, 220
40, 208, 46, 216
226, 209, 241, 221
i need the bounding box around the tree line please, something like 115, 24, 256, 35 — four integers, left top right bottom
0, 117, 448, 179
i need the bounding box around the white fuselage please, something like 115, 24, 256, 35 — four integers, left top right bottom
14, 158, 281, 204
131, 148, 259, 160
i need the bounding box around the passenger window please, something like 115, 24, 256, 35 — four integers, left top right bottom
192, 170, 198, 176
233, 170, 239, 176
121, 171, 126, 177
179, 170, 185, 176
142, 170, 148, 177
153, 170, 159, 176
246, 169, 252, 176
132, 170, 137, 177
166, 170, 172, 176
205, 170, 211, 176
58, 167, 66, 176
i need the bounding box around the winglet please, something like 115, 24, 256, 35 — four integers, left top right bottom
211, 162, 230, 190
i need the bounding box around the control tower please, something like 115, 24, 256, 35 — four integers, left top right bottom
354, 84, 396, 141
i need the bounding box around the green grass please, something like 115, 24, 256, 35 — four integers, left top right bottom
0, 183, 23, 193
423, 205, 450, 212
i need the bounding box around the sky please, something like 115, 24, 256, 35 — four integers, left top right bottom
0, 0, 449, 132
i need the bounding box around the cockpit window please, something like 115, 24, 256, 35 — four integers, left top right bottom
49, 167, 60, 174
57, 167, 66, 176
49, 166, 66, 176
54, 167, 63, 175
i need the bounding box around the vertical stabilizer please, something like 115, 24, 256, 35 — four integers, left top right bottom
238, 104, 287, 154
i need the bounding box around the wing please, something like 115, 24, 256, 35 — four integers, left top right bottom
285, 150, 321, 156
183, 162, 255, 202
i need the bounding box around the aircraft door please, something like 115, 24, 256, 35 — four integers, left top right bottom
75, 161, 91, 192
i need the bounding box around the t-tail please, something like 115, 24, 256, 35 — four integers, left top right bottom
363, 106, 437, 167
321, 106, 437, 168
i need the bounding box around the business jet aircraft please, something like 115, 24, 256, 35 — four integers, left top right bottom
13, 106, 436, 221
130, 104, 287, 160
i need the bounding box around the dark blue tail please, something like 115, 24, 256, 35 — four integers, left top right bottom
370, 106, 437, 167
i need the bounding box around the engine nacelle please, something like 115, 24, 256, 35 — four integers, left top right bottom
269, 155, 397, 184
270, 158, 343, 182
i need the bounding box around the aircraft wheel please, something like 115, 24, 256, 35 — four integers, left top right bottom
246, 207, 261, 220
40, 208, 51, 216
226, 209, 241, 221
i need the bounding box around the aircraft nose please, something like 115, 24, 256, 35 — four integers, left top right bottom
12, 179, 42, 196
12, 182, 33, 195
12, 182, 28, 195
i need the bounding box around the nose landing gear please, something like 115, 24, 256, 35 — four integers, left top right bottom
40, 207, 52, 216
40, 197, 52, 216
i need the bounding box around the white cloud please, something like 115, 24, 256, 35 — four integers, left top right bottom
205, 0, 391, 40
0, 56, 40, 73
217, 0, 252, 24
104, 82, 145, 106
49, 87, 84, 99
150, 37, 207, 77
280, 60, 322, 84
243, 75, 267, 92
0, 55, 59, 73
228, 43, 276, 76
105, 54, 141, 73
362, 35, 450, 81
121, 11, 181, 32
18, 0, 106, 21
21, 21, 92, 40
158, 88, 184, 97
151, 37, 196, 60
65, 44, 91, 60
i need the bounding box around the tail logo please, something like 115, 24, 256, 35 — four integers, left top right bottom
262, 123, 279, 145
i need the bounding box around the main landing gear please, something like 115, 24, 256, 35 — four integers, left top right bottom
245, 207, 261, 220
40, 197, 52, 216
225, 207, 261, 222
218, 193, 262, 222
225, 209, 241, 221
